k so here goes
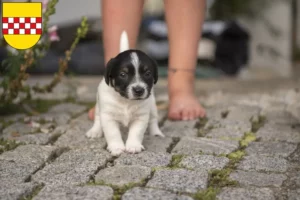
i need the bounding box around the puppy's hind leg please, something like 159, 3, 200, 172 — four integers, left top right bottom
86, 95, 103, 138
149, 96, 165, 137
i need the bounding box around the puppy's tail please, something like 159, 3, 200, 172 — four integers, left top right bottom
120, 30, 129, 53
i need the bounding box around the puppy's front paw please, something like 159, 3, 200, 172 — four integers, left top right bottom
107, 142, 125, 156
86, 128, 103, 138
125, 141, 145, 154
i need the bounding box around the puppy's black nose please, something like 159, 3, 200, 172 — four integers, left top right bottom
133, 86, 145, 96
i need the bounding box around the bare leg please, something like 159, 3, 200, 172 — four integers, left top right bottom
164, 0, 206, 120
89, 0, 145, 120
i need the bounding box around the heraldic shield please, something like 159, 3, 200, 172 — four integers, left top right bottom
2, 2, 42, 50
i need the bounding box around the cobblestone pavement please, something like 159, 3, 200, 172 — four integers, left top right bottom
1, 77, 300, 200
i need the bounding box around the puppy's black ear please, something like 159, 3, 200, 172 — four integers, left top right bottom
150, 57, 158, 84
105, 58, 116, 86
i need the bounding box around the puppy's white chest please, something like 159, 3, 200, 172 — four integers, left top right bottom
118, 105, 139, 127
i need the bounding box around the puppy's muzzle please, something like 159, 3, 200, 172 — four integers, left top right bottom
132, 86, 145, 97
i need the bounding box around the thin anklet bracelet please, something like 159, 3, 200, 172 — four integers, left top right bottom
168, 68, 196, 73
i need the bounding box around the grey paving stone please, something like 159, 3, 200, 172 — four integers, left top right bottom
122, 187, 193, 200
288, 189, 300, 200
50, 113, 71, 126
172, 137, 239, 155
161, 120, 198, 137
1, 122, 58, 145
142, 135, 173, 153
40, 123, 56, 133
51, 124, 70, 135
179, 155, 229, 171
0, 145, 59, 184
230, 170, 287, 187
206, 119, 251, 139
114, 151, 172, 168
146, 168, 208, 194
205, 106, 230, 120
263, 110, 299, 125
33, 149, 112, 186
225, 105, 260, 121
14, 132, 57, 145
0, 182, 40, 200
48, 103, 87, 116
246, 141, 297, 158
217, 187, 275, 200
55, 120, 106, 150
237, 155, 288, 173
95, 165, 151, 187
25, 113, 72, 126
256, 124, 300, 143
69, 113, 90, 124
2, 122, 39, 138
33, 185, 113, 200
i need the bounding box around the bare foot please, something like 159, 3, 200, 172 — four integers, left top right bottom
88, 107, 95, 121
168, 92, 206, 120
167, 70, 206, 121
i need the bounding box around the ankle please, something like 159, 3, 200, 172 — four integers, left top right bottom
168, 71, 196, 95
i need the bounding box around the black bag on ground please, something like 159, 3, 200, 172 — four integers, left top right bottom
214, 21, 250, 75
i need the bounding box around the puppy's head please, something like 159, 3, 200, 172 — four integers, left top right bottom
104, 49, 158, 100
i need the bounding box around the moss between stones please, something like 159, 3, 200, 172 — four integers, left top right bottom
193, 114, 267, 200
166, 137, 180, 153
197, 117, 213, 137
251, 115, 266, 133
168, 154, 184, 168
221, 110, 229, 119
197, 117, 208, 128
227, 150, 245, 162
194, 187, 220, 200
89, 179, 147, 200
0, 103, 26, 116
208, 168, 238, 188
239, 132, 256, 148
0, 138, 21, 154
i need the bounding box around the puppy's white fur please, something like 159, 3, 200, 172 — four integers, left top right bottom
86, 31, 164, 156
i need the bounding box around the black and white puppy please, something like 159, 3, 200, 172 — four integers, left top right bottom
86, 31, 164, 156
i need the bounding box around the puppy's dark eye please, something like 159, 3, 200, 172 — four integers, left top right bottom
144, 70, 152, 78
119, 72, 128, 78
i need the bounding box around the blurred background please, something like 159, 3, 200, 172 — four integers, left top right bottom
1, 0, 299, 80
